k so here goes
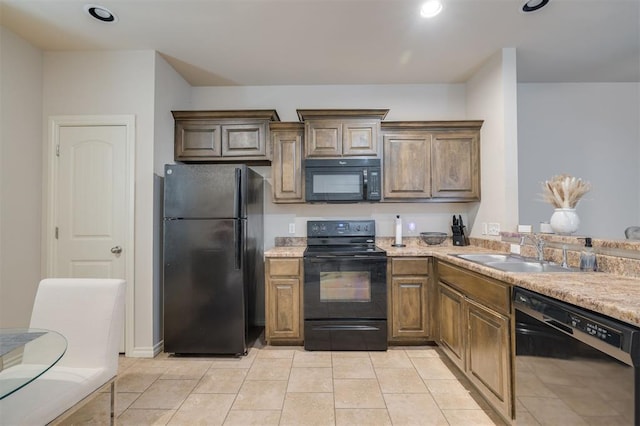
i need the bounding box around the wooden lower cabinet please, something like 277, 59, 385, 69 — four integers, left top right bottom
466, 299, 511, 419
265, 258, 303, 344
436, 282, 465, 371
388, 257, 431, 343
436, 261, 513, 422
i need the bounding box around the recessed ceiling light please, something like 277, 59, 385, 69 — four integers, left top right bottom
84, 4, 118, 23
420, 0, 443, 18
522, 0, 549, 12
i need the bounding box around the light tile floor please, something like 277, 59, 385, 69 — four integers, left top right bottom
60, 337, 506, 425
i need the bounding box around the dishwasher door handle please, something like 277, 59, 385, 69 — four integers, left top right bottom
543, 317, 574, 335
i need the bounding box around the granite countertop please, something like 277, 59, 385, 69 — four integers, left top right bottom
265, 240, 640, 328
264, 246, 306, 257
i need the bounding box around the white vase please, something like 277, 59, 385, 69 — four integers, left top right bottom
550, 208, 580, 234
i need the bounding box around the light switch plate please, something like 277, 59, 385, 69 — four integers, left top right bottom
288, 223, 295, 234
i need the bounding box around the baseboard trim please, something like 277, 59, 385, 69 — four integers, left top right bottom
129, 340, 163, 358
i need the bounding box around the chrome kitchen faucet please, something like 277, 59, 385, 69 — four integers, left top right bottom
520, 234, 546, 261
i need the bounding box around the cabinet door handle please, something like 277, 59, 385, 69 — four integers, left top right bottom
111, 246, 122, 254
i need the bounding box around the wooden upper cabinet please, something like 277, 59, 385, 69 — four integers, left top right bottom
305, 120, 343, 157
431, 131, 480, 200
298, 109, 389, 158
221, 123, 267, 157
343, 120, 380, 156
383, 132, 432, 199
270, 123, 304, 203
381, 121, 482, 202
174, 120, 223, 159
172, 110, 280, 162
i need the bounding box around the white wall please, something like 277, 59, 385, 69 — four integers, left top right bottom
153, 53, 192, 175
518, 83, 640, 239
152, 53, 192, 344
0, 27, 43, 328
466, 48, 519, 237
191, 84, 467, 122
1, 33, 513, 351
190, 84, 480, 249
43, 50, 158, 356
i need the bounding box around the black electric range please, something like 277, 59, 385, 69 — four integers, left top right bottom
303, 220, 388, 351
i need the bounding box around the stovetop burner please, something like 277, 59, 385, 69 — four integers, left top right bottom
304, 220, 386, 257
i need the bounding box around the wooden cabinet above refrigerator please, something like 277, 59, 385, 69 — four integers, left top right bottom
172, 110, 280, 162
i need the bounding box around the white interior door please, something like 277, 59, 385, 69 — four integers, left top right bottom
56, 125, 127, 278
49, 119, 134, 353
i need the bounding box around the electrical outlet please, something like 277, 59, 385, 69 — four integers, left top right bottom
487, 222, 501, 236
288, 223, 295, 234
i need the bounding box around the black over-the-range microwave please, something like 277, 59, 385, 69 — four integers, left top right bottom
304, 158, 381, 202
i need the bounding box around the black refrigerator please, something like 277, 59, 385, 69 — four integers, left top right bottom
163, 164, 263, 355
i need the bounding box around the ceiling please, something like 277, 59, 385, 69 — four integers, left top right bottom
1, 0, 638, 86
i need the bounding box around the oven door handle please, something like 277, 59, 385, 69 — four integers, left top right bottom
305, 255, 385, 259
311, 324, 382, 331
304, 256, 386, 263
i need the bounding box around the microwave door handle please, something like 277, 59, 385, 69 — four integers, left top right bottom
362, 169, 368, 200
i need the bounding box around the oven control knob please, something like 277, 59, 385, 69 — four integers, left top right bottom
311, 224, 319, 234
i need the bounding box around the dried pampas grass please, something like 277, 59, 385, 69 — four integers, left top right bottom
541, 174, 591, 209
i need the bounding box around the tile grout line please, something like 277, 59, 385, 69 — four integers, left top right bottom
222, 346, 257, 425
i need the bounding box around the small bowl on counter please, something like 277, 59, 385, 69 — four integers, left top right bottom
420, 232, 448, 245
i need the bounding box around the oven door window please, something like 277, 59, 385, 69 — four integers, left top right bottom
304, 257, 386, 320
320, 271, 371, 302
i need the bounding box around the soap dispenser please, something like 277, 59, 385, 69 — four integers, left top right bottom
579, 237, 597, 272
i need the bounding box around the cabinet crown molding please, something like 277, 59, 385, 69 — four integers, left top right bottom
172, 109, 280, 121
269, 122, 304, 130
381, 120, 483, 131
296, 109, 389, 121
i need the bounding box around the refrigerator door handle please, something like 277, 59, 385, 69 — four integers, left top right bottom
234, 220, 242, 270
234, 168, 242, 218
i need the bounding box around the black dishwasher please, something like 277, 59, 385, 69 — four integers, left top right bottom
514, 287, 639, 426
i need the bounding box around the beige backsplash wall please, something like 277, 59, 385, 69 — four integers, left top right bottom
485, 234, 640, 278
264, 199, 476, 250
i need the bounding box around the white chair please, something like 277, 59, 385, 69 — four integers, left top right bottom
0, 278, 125, 425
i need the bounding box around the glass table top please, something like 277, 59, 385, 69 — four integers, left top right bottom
0, 328, 67, 399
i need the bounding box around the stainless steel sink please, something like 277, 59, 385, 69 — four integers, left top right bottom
455, 253, 519, 263
452, 253, 576, 273
484, 261, 574, 273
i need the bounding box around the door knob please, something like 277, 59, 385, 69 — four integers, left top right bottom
111, 246, 123, 254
